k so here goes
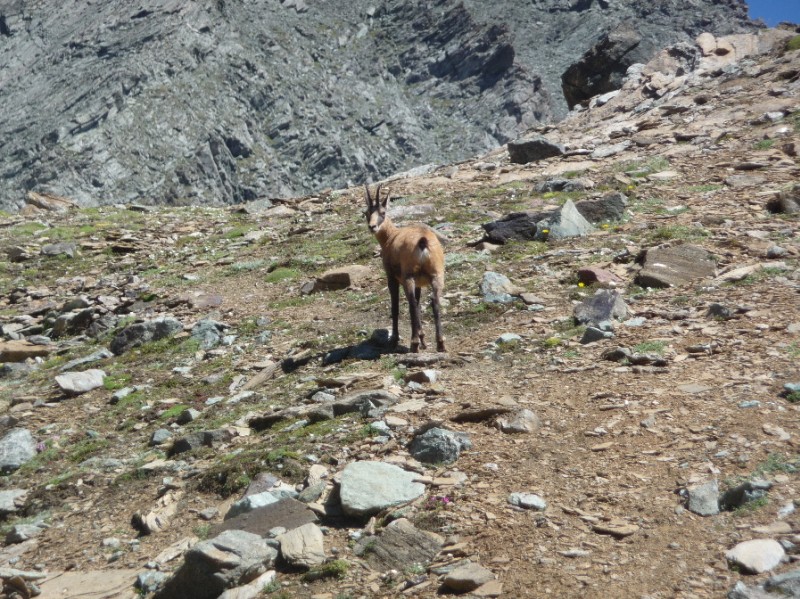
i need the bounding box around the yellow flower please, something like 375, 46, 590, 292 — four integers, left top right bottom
542, 229, 550, 234
578, 282, 585, 287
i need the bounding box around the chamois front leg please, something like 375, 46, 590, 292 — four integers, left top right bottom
403, 278, 423, 353
388, 276, 400, 349
431, 274, 446, 353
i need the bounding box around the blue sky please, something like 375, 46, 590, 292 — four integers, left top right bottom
747, 0, 800, 26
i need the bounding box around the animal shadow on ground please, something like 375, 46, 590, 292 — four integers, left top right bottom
280, 329, 408, 373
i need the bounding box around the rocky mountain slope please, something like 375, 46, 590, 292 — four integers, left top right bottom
0, 0, 756, 212
0, 25, 799, 599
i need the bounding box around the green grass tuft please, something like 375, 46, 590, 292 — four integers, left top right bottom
265, 267, 300, 283
633, 341, 666, 355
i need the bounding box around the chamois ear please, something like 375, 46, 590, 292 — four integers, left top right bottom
364, 182, 373, 210
378, 185, 391, 211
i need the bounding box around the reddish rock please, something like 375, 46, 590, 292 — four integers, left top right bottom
577, 267, 623, 286
0, 341, 52, 363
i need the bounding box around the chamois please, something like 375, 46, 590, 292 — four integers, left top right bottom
364, 183, 446, 353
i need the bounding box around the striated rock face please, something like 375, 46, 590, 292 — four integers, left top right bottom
464, 0, 754, 115
562, 23, 644, 109
0, 0, 755, 211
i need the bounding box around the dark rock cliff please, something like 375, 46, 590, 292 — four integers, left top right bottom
0, 0, 755, 210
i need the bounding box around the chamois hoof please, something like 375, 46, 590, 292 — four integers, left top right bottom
410, 342, 420, 353
437, 342, 446, 353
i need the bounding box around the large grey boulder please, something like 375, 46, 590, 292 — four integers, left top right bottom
110, 318, 183, 355
574, 192, 628, 224
728, 567, 800, 598
535, 200, 594, 240
167, 429, 233, 457
507, 135, 564, 164
482, 212, 544, 244
277, 522, 325, 569
409, 428, 472, 464
52, 308, 95, 338
191, 319, 229, 350
339, 461, 425, 518
0, 429, 37, 473
686, 480, 720, 516
479, 272, 517, 304
154, 530, 277, 599
573, 290, 628, 328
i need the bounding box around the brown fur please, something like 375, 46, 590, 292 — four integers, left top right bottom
364, 183, 446, 353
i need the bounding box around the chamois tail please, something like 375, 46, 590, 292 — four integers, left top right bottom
416, 236, 430, 259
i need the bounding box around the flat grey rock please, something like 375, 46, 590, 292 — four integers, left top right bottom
110, 318, 183, 355
635, 244, 716, 288
0, 489, 28, 516
214, 498, 317, 538
167, 429, 233, 457
508, 492, 547, 510
354, 518, 443, 572
765, 567, 800, 595
6, 523, 45, 544
496, 409, 540, 434
55, 369, 106, 395
224, 491, 282, 520
58, 348, 113, 372
0, 429, 37, 473
443, 562, 495, 592
580, 326, 615, 344
339, 461, 425, 518
726, 539, 784, 574
332, 390, 398, 418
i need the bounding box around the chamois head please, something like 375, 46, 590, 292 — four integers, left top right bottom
364, 183, 390, 234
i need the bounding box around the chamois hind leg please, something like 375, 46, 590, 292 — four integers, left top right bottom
403, 278, 422, 353
431, 274, 446, 353
414, 286, 426, 349
388, 277, 400, 349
